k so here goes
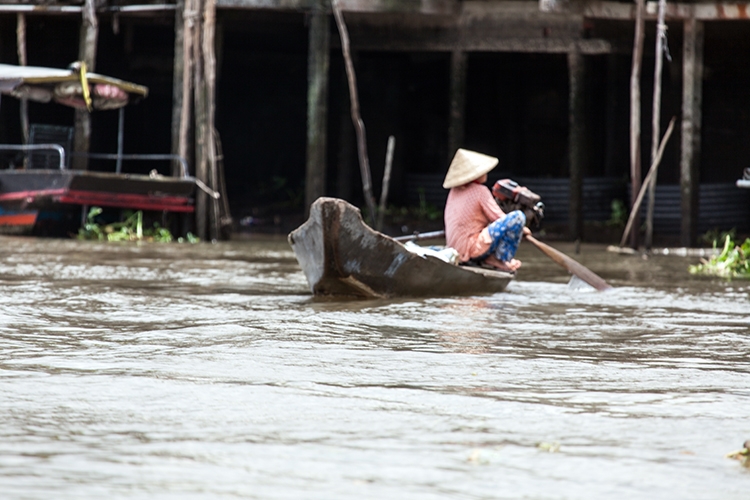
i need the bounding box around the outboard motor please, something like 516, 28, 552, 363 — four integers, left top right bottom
491, 178, 545, 228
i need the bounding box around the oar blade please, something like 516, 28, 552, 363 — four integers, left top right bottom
526, 235, 612, 291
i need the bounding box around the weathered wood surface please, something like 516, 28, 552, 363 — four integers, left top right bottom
447, 49, 466, 160
216, 0, 459, 13
0, 170, 196, 211
1, 1, 749, 21
585, 0, 750, 20
288, 197, 513, 298
73, 0, 98, 171
645, 0, 668, 250
628, 0, 645, 249
680, 16, 704, 247
567, 49, 584, 241
305, 0, 330, 212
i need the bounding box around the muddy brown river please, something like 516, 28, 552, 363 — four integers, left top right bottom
0, 234, 747, 499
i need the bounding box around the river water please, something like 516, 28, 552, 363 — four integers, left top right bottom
0, 234, 747, 499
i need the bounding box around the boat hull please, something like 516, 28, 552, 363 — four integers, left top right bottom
288, 197, 513, 298
0, 170, 195, 235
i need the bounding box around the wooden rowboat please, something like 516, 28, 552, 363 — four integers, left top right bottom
288, 197, 514, 298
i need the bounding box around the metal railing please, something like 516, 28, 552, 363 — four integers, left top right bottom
0, 144, 66, 170
0, 146, 219, 198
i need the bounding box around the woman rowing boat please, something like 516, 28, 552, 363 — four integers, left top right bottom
442, 148, 530, 273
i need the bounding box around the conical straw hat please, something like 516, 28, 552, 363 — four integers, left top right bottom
442, 149, 499, 189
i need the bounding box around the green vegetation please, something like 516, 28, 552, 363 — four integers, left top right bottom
688, 234, 750, 279
606, 199, 627, 227
700, 227, 736, 246
362, 189, 443, 226
77, 207, 199, 243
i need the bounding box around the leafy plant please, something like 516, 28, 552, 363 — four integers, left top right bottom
77, 207, 197, 243
700, 227, 736, 246
688, 234, 750, 279
606, 199, 627, 227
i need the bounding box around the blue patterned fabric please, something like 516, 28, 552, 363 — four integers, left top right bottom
477, 210, 526, 262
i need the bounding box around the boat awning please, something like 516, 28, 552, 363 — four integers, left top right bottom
0, 63, 148, 111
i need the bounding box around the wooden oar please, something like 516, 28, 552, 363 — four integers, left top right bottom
524, 234, 612, 291
393, 230, 446, 242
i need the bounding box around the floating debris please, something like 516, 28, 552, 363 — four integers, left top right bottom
537, 441, 561, 453
726, 440, 750, 466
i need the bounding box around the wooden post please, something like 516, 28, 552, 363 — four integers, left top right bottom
305, 0, 331, 212
567, 49, 584, 241
680, 16, 703, 247
171, 0, 187, 177
629, 0, 645, 249
73, 0, 98, 171
332, 0, 377, 225
192, 0, 207, 240
178, 0, 195, 172
645, 0, 668, 250
16, 13, 28, 145
448, 49, 467, 161
203, 0, 220, 241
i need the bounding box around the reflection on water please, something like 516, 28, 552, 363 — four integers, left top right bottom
0, 235, 748, 499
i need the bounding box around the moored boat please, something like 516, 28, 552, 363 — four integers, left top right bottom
0, 63, 199, 236
288, 197, 514, 298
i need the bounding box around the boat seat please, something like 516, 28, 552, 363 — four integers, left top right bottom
28, 124, 73, 169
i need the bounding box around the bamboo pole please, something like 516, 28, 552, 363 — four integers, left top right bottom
16, 13, 28, 145
628, 0, 645, 249
620, 117, 675, 248
645, 0, 669, 250
331, 0, 377, 226
376, 135, 395, 231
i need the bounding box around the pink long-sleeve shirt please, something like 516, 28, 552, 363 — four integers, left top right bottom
444, 182, 505, 262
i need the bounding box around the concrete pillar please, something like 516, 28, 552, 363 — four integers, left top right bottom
680, 17, 704, 247
305, 0, 330, 212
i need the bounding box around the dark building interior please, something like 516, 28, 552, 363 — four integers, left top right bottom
0, 5, 749, 237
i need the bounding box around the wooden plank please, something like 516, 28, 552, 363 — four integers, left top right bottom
348, 36, 612, 54
585, 0, 750, 20
216, 0, 459, 14
680, 17, 704, 247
